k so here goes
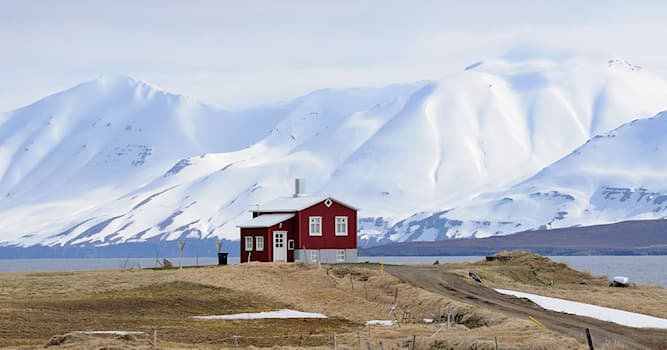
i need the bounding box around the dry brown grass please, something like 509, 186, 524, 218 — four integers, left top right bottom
0, 262, 599, 349
442, 251, 667, 319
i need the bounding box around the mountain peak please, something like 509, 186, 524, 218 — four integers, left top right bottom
87, 74, 154, 92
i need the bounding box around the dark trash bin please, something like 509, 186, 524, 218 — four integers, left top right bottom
218, 253, 228, 265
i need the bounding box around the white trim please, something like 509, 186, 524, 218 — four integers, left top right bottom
254, 196, 359, 212
310, 250, 318, 262
288, 239, 294, 250
237, 213, 295, 228
273, 231, 287, 262
255, 236, 264, 251
244, 236, 253, 251
309, 216, 322, 236
336, 249, 345, 262
335, 216, 348, 236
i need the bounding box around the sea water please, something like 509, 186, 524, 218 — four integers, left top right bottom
0, 255, 665, 288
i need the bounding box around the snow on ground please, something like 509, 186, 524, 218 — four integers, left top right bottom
365, 320, 396, 326
191, 309, 327, 320
495, 289, 667, 329
3, 55, 667, 248
81, 331, 145, 335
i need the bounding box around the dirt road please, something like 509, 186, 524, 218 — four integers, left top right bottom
386, 266, 667, 350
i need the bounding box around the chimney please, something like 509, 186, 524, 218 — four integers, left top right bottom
293, 178, 306, 197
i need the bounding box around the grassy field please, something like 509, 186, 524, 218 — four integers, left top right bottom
0, 254, 663, 349
442, 251, 667, 319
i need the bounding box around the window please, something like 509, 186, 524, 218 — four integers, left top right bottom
335, 216, 348, 236
310, 250, 318, 262
336, 250, 346, 262
244, 236, 253, 251
288, 239, 294, 250
255, 236, 264, 251
309, 216, 322, 236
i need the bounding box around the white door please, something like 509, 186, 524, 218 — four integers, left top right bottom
273, 231, 287, 262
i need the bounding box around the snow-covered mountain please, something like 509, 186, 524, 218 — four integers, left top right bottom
388, 110, 667, 242
1, 55, 667, 248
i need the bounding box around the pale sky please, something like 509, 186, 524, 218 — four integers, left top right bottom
1, 1, 667, 112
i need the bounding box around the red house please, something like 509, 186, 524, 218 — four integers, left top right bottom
238, 182, 357, 263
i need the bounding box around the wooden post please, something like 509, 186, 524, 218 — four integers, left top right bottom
379, 340, 384, 350
178, 241, 185, 270
381, 256, 384, 272
350, 274, 355, 290
495, 336, 498, 350
411, 335, 416, 350
363, 280, 369, 300
234, 335, 239, 348
153, 330, 157, 345
447, 305, 452, 328
333, 333, 337, 350
368, 324, 371, 339
585, 328, 594, 350
247, 251, 251, 263
357, 327, 361, 346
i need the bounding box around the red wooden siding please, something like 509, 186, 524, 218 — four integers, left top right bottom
240, 197, 357, 262
240, 227, 270, 262
240, 217, 297, 262
297, 200, 357, 250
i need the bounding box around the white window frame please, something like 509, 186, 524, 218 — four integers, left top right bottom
255, 236, 264, 251
335, 216, 348, 236
310, 250, 318, 262
309, 216, 322, 236
336, 249, 346, 262
244, 236, 253, 251
287, 239, 294, 250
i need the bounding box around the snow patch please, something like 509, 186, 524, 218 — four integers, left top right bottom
192, 309, 327, 320
365, 320, 396, 326
495, 289, 667, 329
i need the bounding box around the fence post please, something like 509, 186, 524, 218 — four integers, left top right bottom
333, 333, 337, 350
585, 328, 594, 350
411, 335, 416, 350
447, 305, 452, 328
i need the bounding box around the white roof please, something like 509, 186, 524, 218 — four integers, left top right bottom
237, 213, 295, 228
254, 196, 358, 212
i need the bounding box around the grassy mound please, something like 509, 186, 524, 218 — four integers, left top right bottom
472, 251, 605, 286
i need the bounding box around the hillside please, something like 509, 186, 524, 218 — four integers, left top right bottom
388, 110, 667, 242
362, 219, 667, 256
1, 55, 667, 249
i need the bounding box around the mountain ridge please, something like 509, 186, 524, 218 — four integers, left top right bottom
1, 56, 667, 249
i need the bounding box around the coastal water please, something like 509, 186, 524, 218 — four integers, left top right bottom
0, 255, 665, 288
362, 255, 667, 288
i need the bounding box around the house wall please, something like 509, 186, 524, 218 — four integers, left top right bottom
297, 200, 357, 250
240, 227, 269, 262
294, 249, 358, 263
240, 217, 297, 262
267, 217, 296, 262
